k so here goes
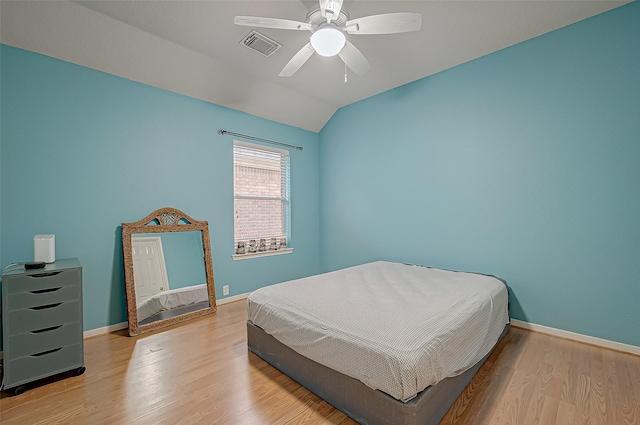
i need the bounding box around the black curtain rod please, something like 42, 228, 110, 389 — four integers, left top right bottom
217, 129, 303, 151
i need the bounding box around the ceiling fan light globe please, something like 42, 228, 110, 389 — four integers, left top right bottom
310, 27, 346, 57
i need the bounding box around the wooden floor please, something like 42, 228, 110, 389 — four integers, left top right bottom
1, 300, 638, 425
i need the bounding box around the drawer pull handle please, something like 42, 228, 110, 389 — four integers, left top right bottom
30, 271, 63, 278
30, 287, 62, 294
31, 325, 63, 334
30, 303, 62, 310
31, 347, 63, 357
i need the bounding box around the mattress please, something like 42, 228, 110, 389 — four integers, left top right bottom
247, 261, 509, 402
137, 283, 208, 322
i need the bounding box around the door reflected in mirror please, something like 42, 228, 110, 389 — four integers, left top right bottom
132, 231, 209, 326
122, 207, 216, 336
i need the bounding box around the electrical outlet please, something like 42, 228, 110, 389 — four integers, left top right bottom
223, 285, 229, 296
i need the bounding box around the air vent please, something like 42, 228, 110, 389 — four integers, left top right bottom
240, 30, 282, 57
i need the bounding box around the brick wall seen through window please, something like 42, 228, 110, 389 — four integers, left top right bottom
233, 141, 290, 252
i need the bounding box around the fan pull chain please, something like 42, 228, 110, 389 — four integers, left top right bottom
344, 46, 348, 83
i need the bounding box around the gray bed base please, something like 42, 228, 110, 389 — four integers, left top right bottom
247, 320, 510, 425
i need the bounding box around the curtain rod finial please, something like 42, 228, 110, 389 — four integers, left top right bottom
217, 129, 226, 135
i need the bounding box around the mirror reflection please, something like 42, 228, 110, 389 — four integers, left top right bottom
122, 207, 216, 336
132, 231, 209, 325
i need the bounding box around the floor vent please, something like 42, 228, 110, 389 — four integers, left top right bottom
240, 30, 282, 57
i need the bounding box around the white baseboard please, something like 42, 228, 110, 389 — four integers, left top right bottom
510, 319, 640, 356
84, 322, 128, 339
80, 292, 251, 339
217, 292, 250, 305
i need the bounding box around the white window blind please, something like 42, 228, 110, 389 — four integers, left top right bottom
233, 141, 290, 253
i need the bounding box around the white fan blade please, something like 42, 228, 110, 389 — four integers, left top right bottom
234, 16, 312, 31
346, 13, 422, 35
279, 43, 315, 77
338, 41, 371, 76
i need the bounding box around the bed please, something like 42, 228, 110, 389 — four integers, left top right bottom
247, 261, 510, 425
137, 284, 209, 325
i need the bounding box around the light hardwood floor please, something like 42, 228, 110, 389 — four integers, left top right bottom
1, 300, 638, 424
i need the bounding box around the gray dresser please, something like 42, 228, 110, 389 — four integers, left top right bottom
1, 258, 85, 395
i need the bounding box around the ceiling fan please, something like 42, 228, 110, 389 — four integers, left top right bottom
235, 0, 422, 77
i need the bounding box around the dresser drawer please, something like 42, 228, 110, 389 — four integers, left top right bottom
4, 269, 81, 294
3, 343, 84, 389
6, 322, 82, 358
5, 300, 82, 335
6, 284, 81, 311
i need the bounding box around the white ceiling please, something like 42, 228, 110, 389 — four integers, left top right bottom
1, 1, 630, 132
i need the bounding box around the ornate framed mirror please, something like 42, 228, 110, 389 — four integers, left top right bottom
122, 207, 217, 336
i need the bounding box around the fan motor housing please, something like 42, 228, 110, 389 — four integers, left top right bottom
307, 7, 349, 28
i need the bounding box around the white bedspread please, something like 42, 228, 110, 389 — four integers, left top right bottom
247, 261, 509, 402
137, 284, 208, 322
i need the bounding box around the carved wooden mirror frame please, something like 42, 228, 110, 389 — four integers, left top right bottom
122, 207, 217, 336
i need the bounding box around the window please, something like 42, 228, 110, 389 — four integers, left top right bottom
233, 141, 292, 259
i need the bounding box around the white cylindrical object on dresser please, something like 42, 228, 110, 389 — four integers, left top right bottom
34, 234, 55, 263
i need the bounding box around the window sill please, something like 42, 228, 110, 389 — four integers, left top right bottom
232, 248, 293, 261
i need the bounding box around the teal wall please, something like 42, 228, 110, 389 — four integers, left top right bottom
319, 3, 640, 346
0, 45, 321, 343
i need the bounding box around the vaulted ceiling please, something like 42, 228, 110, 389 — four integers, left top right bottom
1, 1, 630, 132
